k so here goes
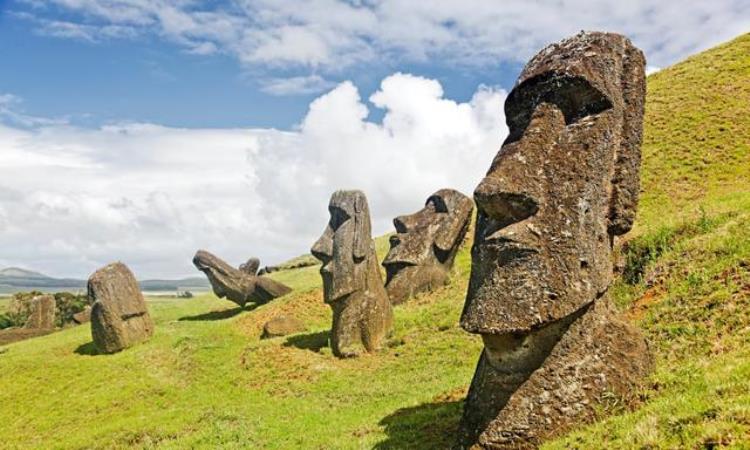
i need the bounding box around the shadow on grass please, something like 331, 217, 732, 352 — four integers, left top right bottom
374, 400, 463, 450
283, 330, 329, 352
74, 341, 100, 356
178, 305, 254, 322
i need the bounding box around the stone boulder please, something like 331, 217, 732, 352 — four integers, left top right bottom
72, 306, 92, 325
261, 315, 307, 339
88, 262, 154, 354
23, 294, 56, 330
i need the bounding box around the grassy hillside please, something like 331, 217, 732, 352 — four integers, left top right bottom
1, 34, 749, 449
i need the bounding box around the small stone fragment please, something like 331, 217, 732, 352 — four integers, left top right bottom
261, 315, 307, 339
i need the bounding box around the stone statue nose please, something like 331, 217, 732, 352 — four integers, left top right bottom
311, 227, 334, 261
474, 176, 539, 229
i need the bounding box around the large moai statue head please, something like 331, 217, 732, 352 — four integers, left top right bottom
382, 189, 474, 304
461, 31, 645, 335
311, 190, 393, 357
457, 32, 649, 447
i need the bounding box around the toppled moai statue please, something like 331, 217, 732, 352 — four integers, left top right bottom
456, 31, 653, 449
311, 190, 393, 357
89, 262, 154, 354
193, 251, 292, 308
24, 294, 56, 330
383, 189, 473, 304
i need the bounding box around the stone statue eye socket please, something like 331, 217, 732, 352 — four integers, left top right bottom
328, 206, 351, 231
426, 196, 448, 213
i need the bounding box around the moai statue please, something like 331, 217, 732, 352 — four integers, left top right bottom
193, 251, 292, 307
382, 189, 474, 304
456, 32, 653, 449
311, 190, 393, 357
89, 262, 154, 354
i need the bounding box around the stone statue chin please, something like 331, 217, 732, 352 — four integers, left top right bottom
383, 188, 473, 304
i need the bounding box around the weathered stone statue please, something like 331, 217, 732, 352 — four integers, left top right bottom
311, 190, 393, 357
89, 262, 154, 354
193, 251, 292, 307
382, 189, 473, 304
24, 294, 56, 330
456, 31, 653, 449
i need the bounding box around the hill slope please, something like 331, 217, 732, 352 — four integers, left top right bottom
0, 34, 748, 449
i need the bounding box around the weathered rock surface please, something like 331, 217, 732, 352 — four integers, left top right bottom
72, 306, 92, 325
88, 262, 154, 354
261, 315, 307, 339
24, 294, 56, 330
383, 189, 473, 304
457, 31, 652, 449
311, 190, 393, 357
193, 251, 292, 307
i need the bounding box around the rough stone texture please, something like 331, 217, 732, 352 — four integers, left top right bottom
261, 315, 307, 339
88, 262, 154, 354
23, 294, 56, 330
383, 189, 473, 304
311, 190, 394, 357
239, 257, 261, 276
457, 31, 652, 449
72, 306, 92, 325
193, 251, 292, 307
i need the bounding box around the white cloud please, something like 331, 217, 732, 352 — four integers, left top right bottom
260, 75, 336, 96
15, 0, 750, 72
0, 74, 506, 278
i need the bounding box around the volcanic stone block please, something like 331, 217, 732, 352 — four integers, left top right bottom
193, 251, 292, 307
261, 315, 307, 339
23, 294, 56, 330
311, 190, 393, 357
456, 31, 652, 449
383, 188, 473, 304
72, 306, 92, 325
88, 262, 154, 354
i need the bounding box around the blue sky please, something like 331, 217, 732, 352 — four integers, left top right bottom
0, 1, 748, 278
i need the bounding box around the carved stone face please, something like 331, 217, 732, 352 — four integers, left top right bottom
193, 249, 247, 299
460, 32, 645, 335
382, 188, 473, 303
311, 190, 372, 303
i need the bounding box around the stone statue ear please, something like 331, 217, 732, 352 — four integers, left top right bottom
608, 43, 646, 236
352, 193, 372, 260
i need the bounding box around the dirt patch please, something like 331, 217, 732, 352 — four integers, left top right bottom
0, 328, 54, 346
626, 288, 663, 322
234, 290, 330, 339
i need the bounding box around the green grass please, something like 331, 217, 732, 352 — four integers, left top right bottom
1, 34, 749, 449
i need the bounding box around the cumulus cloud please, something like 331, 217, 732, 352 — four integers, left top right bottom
14, 0, 750, 73
0, 74, 506, 278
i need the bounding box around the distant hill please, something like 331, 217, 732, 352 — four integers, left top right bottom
0, 267, 210, 293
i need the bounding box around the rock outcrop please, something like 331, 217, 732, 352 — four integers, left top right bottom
193, 251, 292, 308
456, 31, 653, 449
383, 189, 473, 304
23, 294, 56, 330
72, 306, 92, 325
88, 262, 154, 354
311, 190, 393, 357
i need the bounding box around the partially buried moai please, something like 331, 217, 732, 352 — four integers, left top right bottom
89, 262, 154, 354
456, 31, 653, 449
193, 251, 292, 308
311, 190, 393, 357
382, 189, 473, 304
